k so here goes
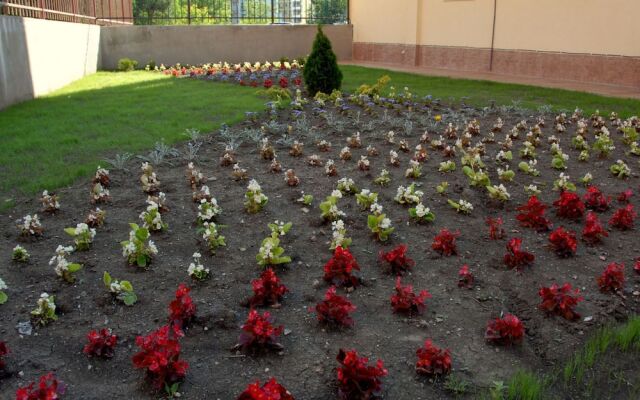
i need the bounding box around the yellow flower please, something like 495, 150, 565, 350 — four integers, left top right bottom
435, 115, 442, 122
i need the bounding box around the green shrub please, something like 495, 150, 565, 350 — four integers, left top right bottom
118, 58, 138, 72
303, 25, 342, 96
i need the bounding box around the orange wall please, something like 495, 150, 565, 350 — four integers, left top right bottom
351, 0, 418, 45
351, 0, 640, 57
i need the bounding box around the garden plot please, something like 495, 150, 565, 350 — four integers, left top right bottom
1, 92, 639, 399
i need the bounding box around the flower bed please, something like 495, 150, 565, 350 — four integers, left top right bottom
0, 83, 639, 398
151, 60, 304, 89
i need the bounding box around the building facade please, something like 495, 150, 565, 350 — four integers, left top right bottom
350, 0, 640, 89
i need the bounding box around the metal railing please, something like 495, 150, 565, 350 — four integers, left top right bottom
0, 0, 133, 24
132, 0, 349, 25
0, 0, 347, 25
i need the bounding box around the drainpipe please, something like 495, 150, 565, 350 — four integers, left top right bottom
415, 0, 422, 66
489, 0, 497, 71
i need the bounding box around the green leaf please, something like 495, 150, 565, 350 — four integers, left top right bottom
120, 281, 133, 292
64, 227, 76, 236
103, 271, 112, 286
0, 291, 7, 304
135, 227, 149, 242
122, 292, 137, 306
278, 256, 292, 264
67, 263, 82, 273
367, 215, 377, 229
136, 254, 147, 267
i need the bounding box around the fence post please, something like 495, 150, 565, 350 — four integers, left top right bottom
92, 0, 97, 23
39, 0, 44, 19
347, 0, 350, 24
270, 0, 274, 24
187, 0, 191, 24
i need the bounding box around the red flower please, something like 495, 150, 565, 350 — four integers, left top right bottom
293, 77, 302, 87
516, 196, 552, 231
15, 372, 65, 400
311, 286, 356, 328
323, 246, 360, 288
237, 378, 294, 400
617, 188, 633, 203
485, 314, 524, 345
553, 191, 585, 220
538, 283, 583, 321
609, 204, 637, 230
83, 328, 117, 358
597, 262, 625, 293
132, 324, 188, 390
263, 78, 273, 89
503, 238, 535, 270
248, 268, 288, 308
336, 349, 387, 400
0, 341, 8, 370
415, 339, 452, 376
390, 277, 431, 316
486, 217, 504, 240
634, 259, 640, 274
279, 77, 289, 88
457, 265, 474, 289
237, 310, 283, 353
168, 283, 196, 329
548, 227, 577, 257
379, 244, 415, 275
582, 211, 608, 245
250, 81, 258, 88
432, 228, 459, 256
583, 186, 611, 212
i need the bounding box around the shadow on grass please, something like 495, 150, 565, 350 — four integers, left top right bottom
0, 73, 266, 200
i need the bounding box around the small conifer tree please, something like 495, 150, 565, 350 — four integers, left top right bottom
303, 25, 343, 96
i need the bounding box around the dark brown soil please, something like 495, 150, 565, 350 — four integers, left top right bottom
0, 99, 639, 399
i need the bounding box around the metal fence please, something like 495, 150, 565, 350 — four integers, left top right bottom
0, 0, 347, 25
132, 0, 349, 25
0, 0, 133, 24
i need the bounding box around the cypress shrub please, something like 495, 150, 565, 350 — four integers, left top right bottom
303, 25, 343, 96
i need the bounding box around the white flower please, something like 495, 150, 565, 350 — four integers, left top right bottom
331, 189, 343, 198
525, 184, 541, 195
0, 278, 7, 291
459, 199, 474, 212
247, 179, 261, 193
380, 218, 391, 229
109, 282, 122, 293
370, 202, 383, 215
415, 203, 430, 218
147, 241, 158, 255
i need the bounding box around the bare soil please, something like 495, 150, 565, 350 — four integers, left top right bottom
0, 99, 639, 399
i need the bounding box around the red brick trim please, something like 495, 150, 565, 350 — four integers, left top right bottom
353, 42, 640, 89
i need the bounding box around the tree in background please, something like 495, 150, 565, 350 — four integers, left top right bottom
303, 25, 343, 96
133, 0, 171, 24
308, 0, 347, 24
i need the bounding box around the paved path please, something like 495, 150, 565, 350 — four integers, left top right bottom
342, 61, 640, 100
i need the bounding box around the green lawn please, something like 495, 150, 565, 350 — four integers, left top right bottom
1, 66, 639, 203
340, 65, 640, 117
0, 72, 265, 202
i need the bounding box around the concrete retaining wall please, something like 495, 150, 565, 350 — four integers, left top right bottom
0, 15, 100, 110
0, 19, 352, 109
99, 24, 353, 70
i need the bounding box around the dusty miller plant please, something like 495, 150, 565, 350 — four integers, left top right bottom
103, 152, 132, 171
